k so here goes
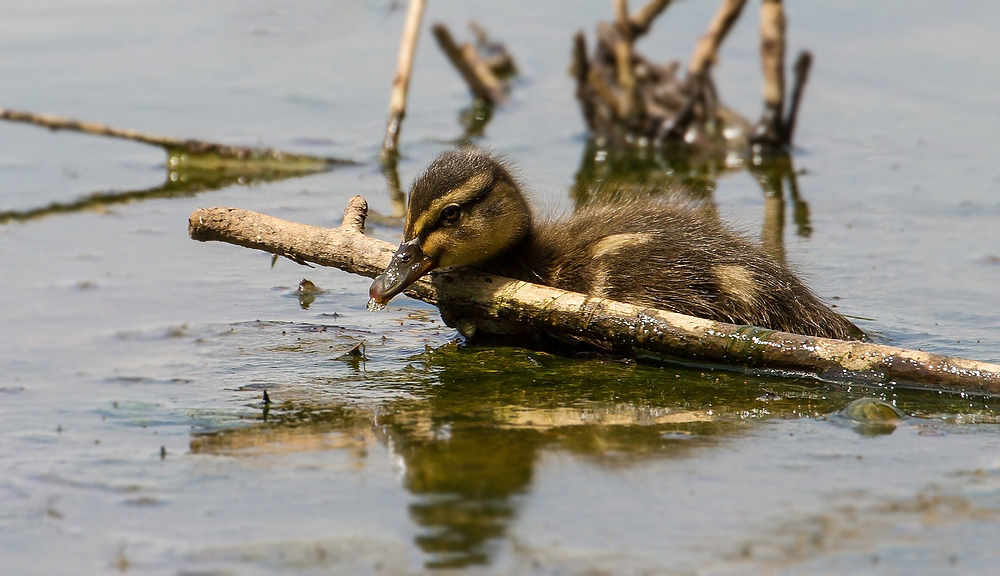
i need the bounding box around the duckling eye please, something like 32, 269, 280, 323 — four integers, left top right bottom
440, 204, 461, 225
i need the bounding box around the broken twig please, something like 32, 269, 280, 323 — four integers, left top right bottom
188, 199, 1000, 396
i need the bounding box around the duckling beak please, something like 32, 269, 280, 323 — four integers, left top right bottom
369, 239, 439, 306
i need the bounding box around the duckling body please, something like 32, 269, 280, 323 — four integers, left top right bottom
370, 148, 864, 341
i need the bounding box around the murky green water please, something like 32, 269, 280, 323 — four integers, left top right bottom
2, 0, 1000, 574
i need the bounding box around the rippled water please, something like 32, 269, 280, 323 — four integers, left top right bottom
2, 0, 1000, 574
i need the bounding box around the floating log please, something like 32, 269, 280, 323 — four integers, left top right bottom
188, 198, 1000, 397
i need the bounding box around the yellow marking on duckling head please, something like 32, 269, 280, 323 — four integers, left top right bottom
588, 233, 653, 259
406, 172, 493, 239
714, 265, 761, 305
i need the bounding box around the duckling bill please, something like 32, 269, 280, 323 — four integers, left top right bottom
369, 148, 864, 341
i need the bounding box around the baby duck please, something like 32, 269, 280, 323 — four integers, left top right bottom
369, 148, 864, 341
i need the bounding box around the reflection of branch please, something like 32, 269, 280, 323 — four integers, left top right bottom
752, 166, 786, 264
0, 107, 351, 168
380, 0, 427, 162
0, 168, 323, 225
784, 162, 812, 237
382, 161, 407, 220
189, 199, 1000, 395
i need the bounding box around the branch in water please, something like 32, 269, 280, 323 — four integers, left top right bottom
188, 199, 1000, 397
0, 107, 353, 169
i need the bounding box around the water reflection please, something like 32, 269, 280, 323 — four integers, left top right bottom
572, 142, 811, 264
457, 99, 495, 144
188, 322, 999, 569
191, 341, 881, 568
0, 165, 333, 225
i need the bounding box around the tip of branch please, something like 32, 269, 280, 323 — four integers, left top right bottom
188, 207, 210, 241
341, 196, 369, 233
188, 206, 237, 242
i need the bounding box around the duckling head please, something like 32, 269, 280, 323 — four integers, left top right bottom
369, 148, 531, 307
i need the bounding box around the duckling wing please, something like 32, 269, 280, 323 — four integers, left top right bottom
538, 201, 729, 315
529, 200, 862, 340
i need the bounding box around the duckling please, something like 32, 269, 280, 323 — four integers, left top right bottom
369, 148, 865, 341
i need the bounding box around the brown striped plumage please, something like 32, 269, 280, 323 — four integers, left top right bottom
370, 148, 864, 340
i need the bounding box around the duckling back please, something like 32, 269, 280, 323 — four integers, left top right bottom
492, 199, 864, 341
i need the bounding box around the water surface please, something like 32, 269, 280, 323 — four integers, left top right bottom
2, 0, 999, 573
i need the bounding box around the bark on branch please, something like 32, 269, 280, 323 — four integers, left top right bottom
189, 199, 1000, 396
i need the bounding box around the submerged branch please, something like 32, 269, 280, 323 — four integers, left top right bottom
0, 167, 321, 225
0, 107, 352, 170
189, 199, 1000, 396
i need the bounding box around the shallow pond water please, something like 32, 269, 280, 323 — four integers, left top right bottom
2, 0, 1000, 574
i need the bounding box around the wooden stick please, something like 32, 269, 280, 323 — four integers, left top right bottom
460, 43, 507, 100
0, 107, 349, 165
750, 0, 786, 146
380, 0, 428, 162
432, 24, 506, 105
759, 0, 786, 117
687, 0, 748, 76
188, 199, 1000, 396
598, 21, 639, 122
614, 0, 631, 37
587, 66, 626, 119
571, 32, 597, 131
783, 51, 812, 145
